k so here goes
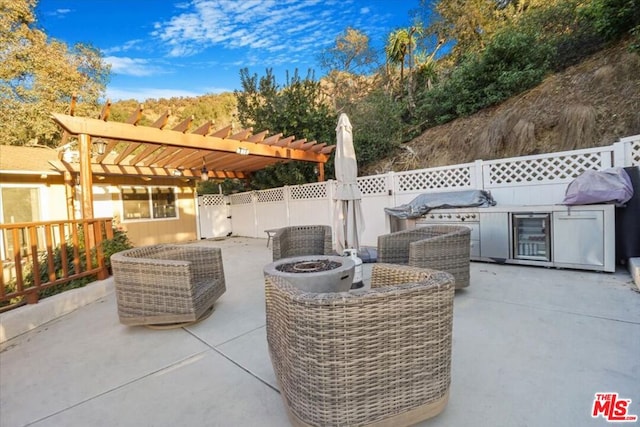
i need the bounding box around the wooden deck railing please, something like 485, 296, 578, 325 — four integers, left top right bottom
0, 218, 113, 312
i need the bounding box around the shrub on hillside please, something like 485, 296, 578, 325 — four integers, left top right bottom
346, 90, 404, 167
416, 30, 553, 125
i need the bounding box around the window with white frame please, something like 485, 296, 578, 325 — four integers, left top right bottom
1, 186, 42, 259
121, 187, 177, 221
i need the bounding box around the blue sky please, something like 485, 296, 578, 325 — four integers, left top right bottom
36, 0, 419, 101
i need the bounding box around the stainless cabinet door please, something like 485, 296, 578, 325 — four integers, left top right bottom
479, 212, 509, 260
552, 210, 604, 267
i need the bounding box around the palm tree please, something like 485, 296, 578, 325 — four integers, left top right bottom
386, 27, 424, 106
385, 29, 412, 85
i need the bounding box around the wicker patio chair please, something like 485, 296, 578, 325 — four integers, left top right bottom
271, 225, 334, 261
377, 225, 471, 289
111, 244, 226, 327
265, 263, 455, 427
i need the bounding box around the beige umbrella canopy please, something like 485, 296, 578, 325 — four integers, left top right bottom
333, 113, 365, 254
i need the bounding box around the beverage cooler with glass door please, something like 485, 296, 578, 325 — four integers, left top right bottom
511, 213, 551, 261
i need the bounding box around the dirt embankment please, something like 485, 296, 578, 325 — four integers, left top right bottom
363, 41, 640, 175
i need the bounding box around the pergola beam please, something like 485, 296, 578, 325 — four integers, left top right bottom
49, 160, 247, 179
152, 111, 171, 129
172, 116, 193, 133
51, 114, 330, 163
127, 105, 144, 125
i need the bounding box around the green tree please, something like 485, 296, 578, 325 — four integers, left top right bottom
318, 27, 378, 74
430, 0, 499, 59
234, 68, 335, 188
317, 28, 379, 112
385, 28, 414, 84
578, 0, 640, 41
181, 93, 237, 127
0, 0, 110, 147
343, 90, 403, 167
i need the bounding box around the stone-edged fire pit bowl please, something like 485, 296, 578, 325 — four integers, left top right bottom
263, 255, 355, 293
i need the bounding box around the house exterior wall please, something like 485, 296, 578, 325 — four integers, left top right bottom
104, 183, 198, 246
0, 170, 198, 248
0, 174, 69, 222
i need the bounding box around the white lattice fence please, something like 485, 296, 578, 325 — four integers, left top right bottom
289, 182, 328, 200
357, 174, 388, 196
229, 192, 254, 205
395, 165, 474, 194
288, 182, 331, 227
255, 188, 288, 234
256, 188, 284, 203
485, 146, 613, 187
199, 194, 225, 206
223, 135, 638, 243
197, 194, 230, 239
229, 192, 256, 237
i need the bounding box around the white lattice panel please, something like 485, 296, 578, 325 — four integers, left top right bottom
229, 192, 253, 205
357, 175, 388, 196
256, 188, 284, 203
290, 182, 327, 200
487, 151, 606, 186
396, 167, 472, 193
199, 194, 225, 206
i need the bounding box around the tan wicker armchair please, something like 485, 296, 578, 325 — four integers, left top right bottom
271, 225, 334, 261
377, 225, 471, 289
111, 244, 226, 327
265, 263, 455, 427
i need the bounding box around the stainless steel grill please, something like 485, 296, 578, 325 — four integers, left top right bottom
412, 208, 480, 257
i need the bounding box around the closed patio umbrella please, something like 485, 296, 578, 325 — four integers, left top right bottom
333, 113, 365, 254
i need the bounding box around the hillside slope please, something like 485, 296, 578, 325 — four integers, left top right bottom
363, 41, 640, 175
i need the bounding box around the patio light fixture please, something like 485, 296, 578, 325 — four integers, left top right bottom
92, 138, 107, 156
201, 159, 209, 181
236, 147, 249, 155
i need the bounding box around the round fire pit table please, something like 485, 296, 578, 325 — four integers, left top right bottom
263, 255, 355, 293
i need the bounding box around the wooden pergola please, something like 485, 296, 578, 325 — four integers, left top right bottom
50, 102, 334, 220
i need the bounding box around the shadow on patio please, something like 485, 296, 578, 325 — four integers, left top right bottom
1, 237, 639, 427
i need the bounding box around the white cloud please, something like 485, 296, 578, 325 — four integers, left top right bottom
46, 8, 72, 18
102, 40, 144, 55
104, 56, 161, 77
204, 86, 234, 94
151, 0, 366, 62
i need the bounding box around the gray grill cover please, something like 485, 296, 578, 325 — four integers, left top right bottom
562, 167, 633, 206
384, 190, 496, 219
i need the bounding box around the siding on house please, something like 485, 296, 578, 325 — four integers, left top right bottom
1, 145, 199, 246
108, 185, 198, 246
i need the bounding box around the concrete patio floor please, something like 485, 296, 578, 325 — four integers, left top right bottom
1, 236, 639, 427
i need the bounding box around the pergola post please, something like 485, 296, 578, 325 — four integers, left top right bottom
78, 133, 94, 220
317, 162, 325, 182
63, 170, 76, 220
